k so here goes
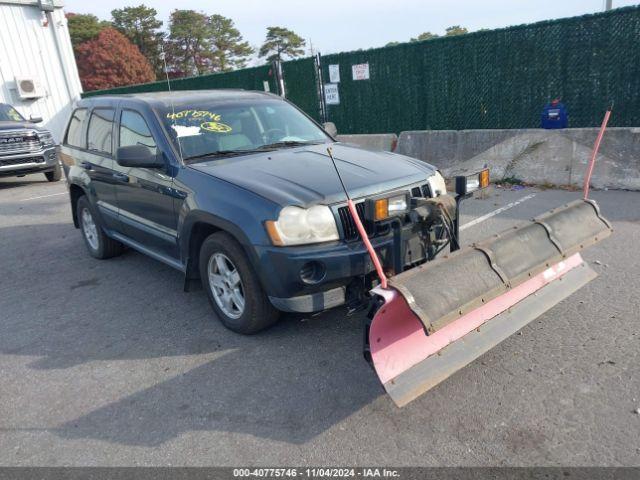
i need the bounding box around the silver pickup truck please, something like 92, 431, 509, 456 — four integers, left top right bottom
0, 103, 60, 182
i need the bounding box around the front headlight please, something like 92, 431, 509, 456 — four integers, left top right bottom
39, 131, 55, 147
265, 205, 339, 246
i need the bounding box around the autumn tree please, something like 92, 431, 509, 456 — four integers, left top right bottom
111, 4, 165, 78
76, 28, 155, 91
166, 10, 213, 76
209, 14, 253, 72
66, 13, 110, 51
259, 27, 306, 63
445, 25, 468, 36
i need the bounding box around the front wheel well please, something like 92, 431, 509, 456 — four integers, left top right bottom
184, 222, 222, 291
69, 184, 85, 228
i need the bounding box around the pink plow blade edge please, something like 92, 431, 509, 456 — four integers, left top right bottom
369, 252, 585, 386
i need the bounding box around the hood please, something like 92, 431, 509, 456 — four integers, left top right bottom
189, 142, 437, 206
0, 121, 45, 132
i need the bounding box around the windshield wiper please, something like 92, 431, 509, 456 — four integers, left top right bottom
183, 149, 256, 162
253, 140, 324, 150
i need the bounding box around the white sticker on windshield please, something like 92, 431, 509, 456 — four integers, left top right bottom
171, 125, 202, 138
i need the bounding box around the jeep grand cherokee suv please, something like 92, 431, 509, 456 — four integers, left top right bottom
62, 90, 452, 333
0, 103, 60, 181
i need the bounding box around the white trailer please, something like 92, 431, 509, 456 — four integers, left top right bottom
0, 0, 82, 141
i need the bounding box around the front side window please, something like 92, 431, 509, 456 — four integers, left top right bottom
0, 104, 25, 122
65, 108, 88, 148
119, 110, 157, 154
158, 99, 330, 162
86, 108, 115, 155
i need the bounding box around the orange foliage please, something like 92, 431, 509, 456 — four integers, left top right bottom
76, 28, 155, 91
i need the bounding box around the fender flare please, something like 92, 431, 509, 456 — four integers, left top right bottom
67, 181, 92, 228
179, 210, 264, 290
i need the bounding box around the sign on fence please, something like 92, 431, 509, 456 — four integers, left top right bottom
329, 64, 340, 83
324, 84, 340, 105
352, 63, 370, 81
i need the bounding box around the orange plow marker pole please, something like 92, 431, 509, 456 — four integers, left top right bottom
583, 109, 611, 199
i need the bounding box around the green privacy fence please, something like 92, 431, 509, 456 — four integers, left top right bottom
82, 6, 640, 133
81, 63, 278, 97
282, 57, 322, 122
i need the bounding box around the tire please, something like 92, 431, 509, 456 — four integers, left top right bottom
199, 232, 280, 334
45, 163, 62, 182
77, 195, 123, 259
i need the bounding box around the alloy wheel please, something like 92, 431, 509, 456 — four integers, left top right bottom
81, 207, 99, 251
207, 252, 245, 319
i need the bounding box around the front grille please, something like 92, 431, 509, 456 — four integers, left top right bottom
0, 140, 40, 154
337, 202, 375, 241
337, 182, 433, 241
0, 131, 43, 155
0, 156, 45, 167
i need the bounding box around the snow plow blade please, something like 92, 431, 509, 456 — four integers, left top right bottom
368, 199, 612, 407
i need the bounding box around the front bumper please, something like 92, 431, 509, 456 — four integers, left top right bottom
269, 286, 347, 313
0, 147, 58, 177
258, 224, 430, 313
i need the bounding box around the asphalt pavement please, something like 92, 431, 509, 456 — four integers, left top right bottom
0, 175, 639, 466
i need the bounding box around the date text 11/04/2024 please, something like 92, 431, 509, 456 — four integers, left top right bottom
232, 468, 400, 478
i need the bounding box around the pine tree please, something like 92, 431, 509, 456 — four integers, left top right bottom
259, 27, 306, 63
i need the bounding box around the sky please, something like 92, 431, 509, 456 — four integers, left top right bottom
62, 0, 640, 57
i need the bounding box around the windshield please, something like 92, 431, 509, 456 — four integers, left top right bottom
158, 99, 330, 162
0, 104, 25, 122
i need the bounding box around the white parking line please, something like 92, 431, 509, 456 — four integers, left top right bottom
460, 193, 536, 231
19, 192, 66, 201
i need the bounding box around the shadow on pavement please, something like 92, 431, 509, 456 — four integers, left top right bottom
52, 321, 380, 446
1, 222, 381, 446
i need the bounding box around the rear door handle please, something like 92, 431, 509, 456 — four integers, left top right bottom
80, 161, 92, 170
113, 172, 129, 183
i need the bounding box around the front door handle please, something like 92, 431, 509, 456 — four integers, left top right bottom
113, 172, 129, 183
80, 161, 92, 170
160, 186, 187, 199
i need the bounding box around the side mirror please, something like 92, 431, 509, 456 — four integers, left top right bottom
116, 145, 164, 168
323, 122, 337, 137
29, 115, 43, 123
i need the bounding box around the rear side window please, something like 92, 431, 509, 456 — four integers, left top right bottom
119, 110, 157, 154
87, 108, 115, 155
65, 108, 88, 148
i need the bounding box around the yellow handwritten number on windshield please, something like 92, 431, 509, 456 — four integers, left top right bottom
167, 110, 220, 121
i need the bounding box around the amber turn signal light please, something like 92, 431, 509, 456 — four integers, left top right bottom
479, 169, 490, 189
374, 198, 389, 221
264, 220, 284, 246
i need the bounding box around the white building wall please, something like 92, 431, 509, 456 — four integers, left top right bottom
0, 0, 82, 141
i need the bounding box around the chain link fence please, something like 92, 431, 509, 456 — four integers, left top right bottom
83, 6, 640, 133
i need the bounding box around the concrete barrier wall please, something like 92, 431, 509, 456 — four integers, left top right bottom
336, 134, 398, 152
396, 128, 640, 191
